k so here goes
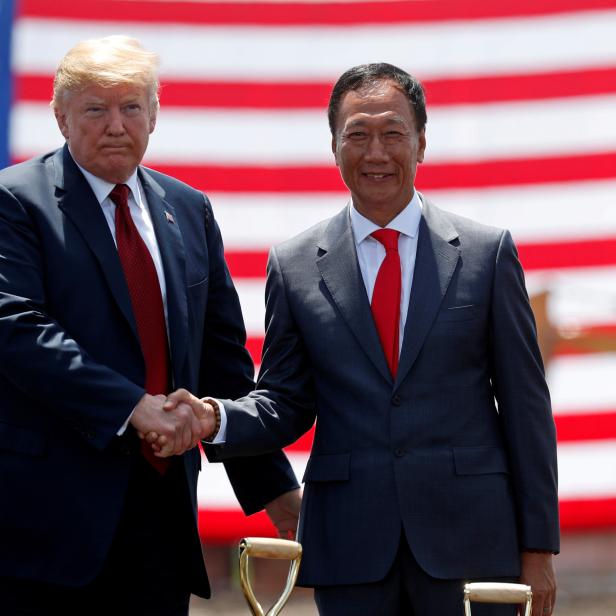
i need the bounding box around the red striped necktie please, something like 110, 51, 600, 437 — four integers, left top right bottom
370, 229, 402, 378
110, 183, 170, 473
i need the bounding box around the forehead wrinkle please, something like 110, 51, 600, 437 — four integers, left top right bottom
82, 84, 145, 99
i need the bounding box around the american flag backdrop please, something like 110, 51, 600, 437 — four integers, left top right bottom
2, 0, 616, 542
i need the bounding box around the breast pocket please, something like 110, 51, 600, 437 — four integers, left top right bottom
186, 276, 209, 336
187, 275, 208, 292
434, 305, 478, 323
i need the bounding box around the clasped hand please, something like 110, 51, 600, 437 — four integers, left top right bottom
129, 389, 216, 457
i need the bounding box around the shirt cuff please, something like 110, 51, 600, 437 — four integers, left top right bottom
117, 410, 134, 436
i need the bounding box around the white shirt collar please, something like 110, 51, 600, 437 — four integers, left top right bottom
350, 190, 423, 246
69, 148, 141, 207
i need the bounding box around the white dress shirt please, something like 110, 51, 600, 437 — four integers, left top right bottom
76, 162, 169, 323
74, 157, 228, 442
350, 191, 423, 353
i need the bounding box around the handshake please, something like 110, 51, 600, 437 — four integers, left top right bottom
129, 389, 217, 457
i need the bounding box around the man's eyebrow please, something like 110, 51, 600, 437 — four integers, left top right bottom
344, 119, 368, 128
345, 115, 408, 129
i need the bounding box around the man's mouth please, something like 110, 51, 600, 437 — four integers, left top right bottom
363, 172, 392, 180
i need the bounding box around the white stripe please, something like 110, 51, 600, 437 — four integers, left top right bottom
214, 193, 346, 248
548, 354, 616, 414
198, 453, 309, 509
13, 11, 616, 80
426, 95, 616, 162
198, 443, 616, 508
558, 440, 616, 499
212, 180, 616, 247
525, 267, 616, 329
433, 181, 616, 243
11, 95, 616, 163
237, 280, 267, 333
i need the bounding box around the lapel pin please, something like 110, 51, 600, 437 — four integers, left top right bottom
164, 211, 175, 224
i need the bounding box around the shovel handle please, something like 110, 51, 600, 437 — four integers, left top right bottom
464, 583, 532, 616
239, 537, 303, 616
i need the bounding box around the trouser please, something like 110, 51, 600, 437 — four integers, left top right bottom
314, 536, 517, 616
0, 456, 205, 616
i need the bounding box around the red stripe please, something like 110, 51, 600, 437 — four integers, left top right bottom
245, 336, 264, 363
555, 411, 616, 442
145, 151, 616, 193
198, 495, 616, 542
517, 237, 616, 271
216, 407, 616, 450
11, 152, 616, 193
18, 0, 616, 26
199, 509, 276, 543
285, 426, 316, 454
226, 251, 269, 280
225, 236, 616, 279
559, 497, 616, 530
423, 66, 616, 106
556, 324, 616, 356
16, 66, 616, 108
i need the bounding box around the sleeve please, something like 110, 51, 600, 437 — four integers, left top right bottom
199, 197, 299, 514
489, 229, 560, 553
0, 184, 144, 451
209, 246, 317, 459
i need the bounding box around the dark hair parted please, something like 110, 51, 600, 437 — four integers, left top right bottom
327, 63, 427, 136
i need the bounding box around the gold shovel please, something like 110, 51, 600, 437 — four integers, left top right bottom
239, 537, 303, 616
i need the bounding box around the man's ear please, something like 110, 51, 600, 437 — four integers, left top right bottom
417, 128, 426, 164
331, 136, 339, 166
149, 107, 157, 134
54, 107, 69, 141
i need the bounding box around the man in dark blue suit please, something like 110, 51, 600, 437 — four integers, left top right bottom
197, 64, 560, 615
0, 35, 299, 615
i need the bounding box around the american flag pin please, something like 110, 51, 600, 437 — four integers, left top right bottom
164, 211, 175, 224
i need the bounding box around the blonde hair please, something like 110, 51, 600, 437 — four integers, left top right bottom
52, 35, 160, 110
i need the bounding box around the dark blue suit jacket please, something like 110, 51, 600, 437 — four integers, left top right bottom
0, 146, 297, 592
214, 199, 560, 587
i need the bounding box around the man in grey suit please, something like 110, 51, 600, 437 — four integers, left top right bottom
173, 63, 559, 616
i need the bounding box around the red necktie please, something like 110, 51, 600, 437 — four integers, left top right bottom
370, 229, 401, 378
110, 183, 170, 472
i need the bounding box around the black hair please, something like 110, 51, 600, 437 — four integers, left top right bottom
328, 63, 427, 136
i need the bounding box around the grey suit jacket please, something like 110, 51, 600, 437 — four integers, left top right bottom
215, 196, 559, 587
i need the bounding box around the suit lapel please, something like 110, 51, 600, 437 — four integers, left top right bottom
316, 207, 392, 384
395, 198, 460, 387
139, 169, 189, 384
52, 146, 139, 340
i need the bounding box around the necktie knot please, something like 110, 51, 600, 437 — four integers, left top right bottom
371, 228, 400, 252
109, 183, 130, 210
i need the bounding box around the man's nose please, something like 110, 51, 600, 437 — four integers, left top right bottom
106, 108, 126, 135
364, 134, 389, 162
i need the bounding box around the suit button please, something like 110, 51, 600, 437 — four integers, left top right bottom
394, 448, 406, 457
391, 395, 401, 406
